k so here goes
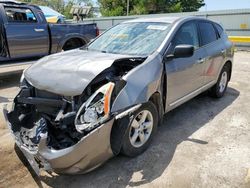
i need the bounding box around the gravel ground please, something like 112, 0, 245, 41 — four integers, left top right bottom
0, 51, 249, 188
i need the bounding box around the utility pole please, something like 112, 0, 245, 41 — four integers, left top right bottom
127, 0, 129, 16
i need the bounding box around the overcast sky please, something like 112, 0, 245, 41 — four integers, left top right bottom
199, 0, 250, 11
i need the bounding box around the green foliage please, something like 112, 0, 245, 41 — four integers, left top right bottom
179, 0, 205, 12
98, 0, 205, 16
63, 0, 74, 19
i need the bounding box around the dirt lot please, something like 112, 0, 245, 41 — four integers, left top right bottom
0, 52, 250, 188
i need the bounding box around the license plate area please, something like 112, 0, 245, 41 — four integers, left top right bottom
19, 146, 40, 176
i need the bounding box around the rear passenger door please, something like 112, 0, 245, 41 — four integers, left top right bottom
4, 6, 49, 59
198, 21, 226, 84
164, 21, 206, 107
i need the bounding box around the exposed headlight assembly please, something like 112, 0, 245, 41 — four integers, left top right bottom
75, 82, 115, 133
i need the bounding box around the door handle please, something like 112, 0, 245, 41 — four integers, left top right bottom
34, 28, 45, 32
197, 58, 205, 64
221, 49, 226, 54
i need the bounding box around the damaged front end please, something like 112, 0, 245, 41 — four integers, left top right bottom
3, 82, 115, 174
3, 57, 146, 174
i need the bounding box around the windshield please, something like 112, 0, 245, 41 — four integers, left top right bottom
88, 22, 171, 56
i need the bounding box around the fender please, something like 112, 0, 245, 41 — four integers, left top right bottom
111, 53, 164, 113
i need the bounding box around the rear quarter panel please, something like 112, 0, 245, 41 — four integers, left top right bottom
217, 36, 234, 81
202, 31, 234, 84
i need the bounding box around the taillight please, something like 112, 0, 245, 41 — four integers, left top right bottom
96, 26, 100, 36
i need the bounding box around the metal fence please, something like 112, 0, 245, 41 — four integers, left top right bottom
82, 9, 250, 47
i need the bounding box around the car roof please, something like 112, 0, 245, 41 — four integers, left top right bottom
123, 16, 210, 24
124, 16, 181, 24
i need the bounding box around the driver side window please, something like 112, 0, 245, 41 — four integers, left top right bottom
172, 22, 199, 50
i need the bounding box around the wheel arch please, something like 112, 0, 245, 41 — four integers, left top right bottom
224, 60, 232, 81
110, 100, 160, 156
148, 91, 164, 125
57, 35, 89, 52
216, 59, 233, 82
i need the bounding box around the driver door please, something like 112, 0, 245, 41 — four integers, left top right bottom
164, 21, 206, 110
4, 6, 49, 59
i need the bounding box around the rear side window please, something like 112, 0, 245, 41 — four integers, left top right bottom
5, 7, 37, 23
199, 22, 217, 46
214, 23, 224, 37
172, 22, 199, 49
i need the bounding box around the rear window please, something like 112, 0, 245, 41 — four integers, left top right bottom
199, 22, 217, 46
5, 7, 37, 22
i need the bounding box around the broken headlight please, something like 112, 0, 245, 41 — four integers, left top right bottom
75, 82, 115, 133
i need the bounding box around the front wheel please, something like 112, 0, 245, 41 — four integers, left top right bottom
210, 64, 230, 98
121, 102, 158, 157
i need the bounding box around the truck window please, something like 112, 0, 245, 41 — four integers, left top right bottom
4, 7, 37, 22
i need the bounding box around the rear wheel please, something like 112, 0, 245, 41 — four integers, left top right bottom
62, 38, 85, 51
210, 64, 230, 98
121, 102, 158, 157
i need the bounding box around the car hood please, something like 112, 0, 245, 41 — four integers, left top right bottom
24, 49, 132, 96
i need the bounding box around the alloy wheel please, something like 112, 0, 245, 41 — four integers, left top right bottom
219, 71, 228, 93
129, 110, 153, 148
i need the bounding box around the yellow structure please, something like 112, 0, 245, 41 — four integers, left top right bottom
46, 16, 59, 23
229, 36, 250, 43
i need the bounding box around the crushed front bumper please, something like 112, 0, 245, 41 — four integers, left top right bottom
3, 105, 114, 175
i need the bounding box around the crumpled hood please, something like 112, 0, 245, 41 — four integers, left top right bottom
24, 49, 131, 96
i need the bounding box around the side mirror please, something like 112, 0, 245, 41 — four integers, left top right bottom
173, 45, 194, 58
165, 45, 195, 60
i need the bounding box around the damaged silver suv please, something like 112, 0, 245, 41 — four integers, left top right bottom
3, 17, 234, 174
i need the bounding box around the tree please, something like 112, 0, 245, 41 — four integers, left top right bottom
179, 0, 205, 12
98, 0, 205, 16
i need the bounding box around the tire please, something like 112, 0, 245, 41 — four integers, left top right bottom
121, 101, 158, 157
62, 38, 85, 51
209, 64, 230, 98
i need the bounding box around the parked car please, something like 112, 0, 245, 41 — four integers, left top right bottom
3, 16, 234, 175
0, 1, 98, 62
39, 6, 66, 24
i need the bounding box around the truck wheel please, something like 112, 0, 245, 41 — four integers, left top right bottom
62, 38, 85, 51
209, 64, 230, 98
121, 102, 158, 157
